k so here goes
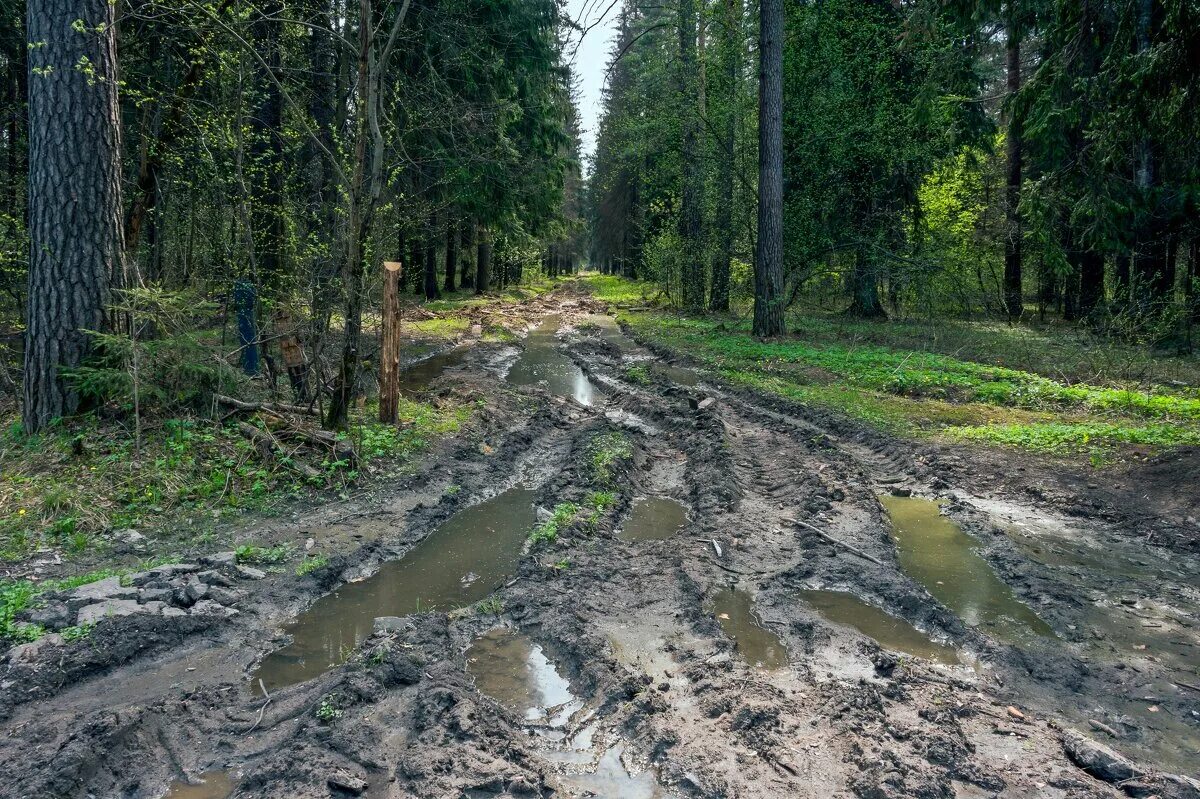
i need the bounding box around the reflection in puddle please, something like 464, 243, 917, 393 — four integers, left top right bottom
507, 317, 599, 405
557, 744, 669, 799
880, 496, 1055, 646
711, 588, 789, 670
399, 347, 470, 394
652, 363, 701, 387
798, 590, 961, 665
466, 628, 577, 723
253, 488, 536, 690
162, 771, 234, 799
581, 313, 637, 353
619, 497, 687, 541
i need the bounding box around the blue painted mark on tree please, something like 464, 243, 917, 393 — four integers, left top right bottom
234, 280, 260, 375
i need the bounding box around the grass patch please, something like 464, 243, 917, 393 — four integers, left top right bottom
588, 432, 633, 486
235, 543, 290, 565
296, 553, 329, 576
581, 274, 1200, 461
624, 364, 652, 385
528, 503, 580, 547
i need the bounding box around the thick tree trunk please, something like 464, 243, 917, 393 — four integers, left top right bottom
1003, 5, 1023, 320
846, 248, 887, 318
476, 225, 492, 293
753, 0, 785, 336
23, 0, 124, 433
710, 0, 740, 313
443, 223, 457, 293
423, 214, 440, 301
1078, 251, 1105, 319
678, 0, 705, 310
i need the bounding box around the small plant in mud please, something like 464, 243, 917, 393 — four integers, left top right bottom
475, 595, 504, 615
445, 484, 462, 496
528, 503, 580, 547
60, 622, 96, 642
296, 553, 328, 576
364, 645, 390, 666
316, 695, 342, 722
588, 432, 633, 486
624, 364, 652, 385
552, 558, 570, 571
584, 491, 617, 530
235, 543, 290, 565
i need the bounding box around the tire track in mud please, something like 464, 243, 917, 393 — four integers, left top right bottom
2, 289, 1196, 798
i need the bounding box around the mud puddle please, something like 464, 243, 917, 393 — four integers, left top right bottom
162, 771, 234, 799
580, 313, 637, 353
797, 589, 962, 665
507, 316, 600, 405
465, 627, 579, 724
651, 363, 701, 387
254, 488, 537, 690
710, 587, 789, 670
881, 495, 1055, 646
467, 628, 671, 797
619, 497, 687, 541
399, 346, 470, 394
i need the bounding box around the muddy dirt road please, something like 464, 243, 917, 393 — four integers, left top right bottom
2, 284, 1198, 799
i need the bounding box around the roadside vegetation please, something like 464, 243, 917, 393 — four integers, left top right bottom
585, 275, 1200, 461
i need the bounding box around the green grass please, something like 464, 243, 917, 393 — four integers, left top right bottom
296, 553, 329, 576
582, 274, 1200, 459
235, 543, 290, 565
528, 503, 581, 547
588, 432, 633, 486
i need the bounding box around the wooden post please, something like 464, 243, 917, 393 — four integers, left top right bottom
379, 260, 403, 424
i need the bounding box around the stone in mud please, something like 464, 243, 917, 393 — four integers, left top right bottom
64, 577, 137, 611
373, 616, 412, 633
128, 563, 201, 586
234, 565, 266, 580
196, 569, 235, 587
137, 588, 174, 605
5, 633, 63, 663
161, 606, 188, 618
190, 599, 238, 618
183, 581, 209, 604
1062, 731, 1143, 784
205, 586, 241, 606
327, 773, 368, 795
199, 551, 237, 567
21, 601, 70, 630
77, 599, 147, 626
535, 506, 554, 523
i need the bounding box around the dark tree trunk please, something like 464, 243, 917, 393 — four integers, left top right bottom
1003, 5, 1023, 320
847, 248, 887, 318
305, 0, 340, 345
23, 0, 123, 433
1131, 0, 1167, 312
423, 216, 440, 301
459, 222, 475, 289
443, 223, 457, 292
678, 0, 705, 310
476, 225, 492, 293
250, 0, 286, 295
410, 231, 424, 295
1078, 251, 1105, 319
753, 0, 785, 336
710, 0, 739, 313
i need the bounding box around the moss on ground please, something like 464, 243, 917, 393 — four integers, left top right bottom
582, 274, 1200, 461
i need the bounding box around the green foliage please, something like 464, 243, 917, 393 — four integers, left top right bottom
475, 595, 504, 615
0, 581, 39, 642
316, 695, 342, 722
235, 543, 290, 565
588, 432, 633, 486
624, 364, 651, 385
296, 553, 328, 576
945, 422, 1200, 453
528, 503, 580, 547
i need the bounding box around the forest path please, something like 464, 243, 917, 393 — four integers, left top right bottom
2, 281, 1198, 799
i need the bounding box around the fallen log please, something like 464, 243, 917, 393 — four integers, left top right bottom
235, 422, 323, 480
215, 393, 318, 417
785, 518, 884, 566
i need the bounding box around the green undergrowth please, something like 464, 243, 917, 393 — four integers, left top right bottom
0, 396, 471, 563
528, 502, 581, 547
582, 274, 1200, 459
588, 431, 634, 485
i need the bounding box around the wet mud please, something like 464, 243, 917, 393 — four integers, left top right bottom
3, 284, 1199, 799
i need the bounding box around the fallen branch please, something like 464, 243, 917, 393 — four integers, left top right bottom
1088, 719, 1120, 738
235, 422, 323, 480
245, 679, 272, 734
786, 518, 884, 566
215, 393, 318, 417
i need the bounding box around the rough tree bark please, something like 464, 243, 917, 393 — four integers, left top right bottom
23, 0, 124, 433
753, 0, 785, 336
1003, 2, 1023, 320
677, 0, 705, 310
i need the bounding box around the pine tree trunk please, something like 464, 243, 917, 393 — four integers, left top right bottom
710, 0, 740, 313
1078, 252, 1105, 319
476, 225, 492, 293
1003, 4, 1023, 320
23, 0, 124, 433
753, 0, 785, 336
678, 0, 705, 310
443, 224, 457, 292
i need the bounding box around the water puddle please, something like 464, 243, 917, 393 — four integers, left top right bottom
710, 587, 789, 670
580, 313, 637, 353
465, 628, 579, 724
880, 496, 1055, 646
254, 488, 537, 690
619, 497, 687, 541
797, 590, 961, 665
507, 316, 599, 405
652, 363, 701, 387
399, 347, 470, 394
557, 744, 669, 799
162, 771, 234, 799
